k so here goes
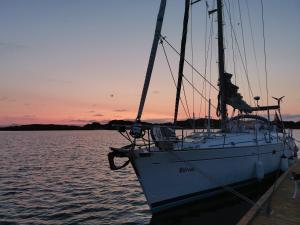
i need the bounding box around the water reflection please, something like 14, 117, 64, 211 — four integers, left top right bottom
0, 130, 298, 225
150, 174, 276, 225
150, 201, 250, 225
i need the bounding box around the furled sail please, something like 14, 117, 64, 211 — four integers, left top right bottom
221, 73, 253, 114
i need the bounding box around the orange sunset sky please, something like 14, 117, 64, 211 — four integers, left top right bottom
1, 0, 300, 126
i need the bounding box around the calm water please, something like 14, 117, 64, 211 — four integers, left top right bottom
0, 130, 299, 225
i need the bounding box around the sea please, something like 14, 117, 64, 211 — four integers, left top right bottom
0, 130, 299, 225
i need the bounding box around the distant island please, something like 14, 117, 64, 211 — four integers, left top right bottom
1, 118, 300, 131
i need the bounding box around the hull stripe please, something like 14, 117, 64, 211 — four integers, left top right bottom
151, 143, 282, 153
151, 150, 283, 164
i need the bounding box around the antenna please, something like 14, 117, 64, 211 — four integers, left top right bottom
272, 96, 285, 106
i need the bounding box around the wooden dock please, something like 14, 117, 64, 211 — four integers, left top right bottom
237, 160, 300, 225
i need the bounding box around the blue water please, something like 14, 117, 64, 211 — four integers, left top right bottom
0, 131, 148, 225
0, 130, 299, 224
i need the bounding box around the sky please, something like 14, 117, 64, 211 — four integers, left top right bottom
0, 0, 300, 125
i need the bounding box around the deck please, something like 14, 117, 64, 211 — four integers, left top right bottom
237, 159, 300, 225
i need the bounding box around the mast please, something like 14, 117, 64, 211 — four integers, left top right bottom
217, 0, 227, 130
136, 0, 167, 122
174, 0, 190, 126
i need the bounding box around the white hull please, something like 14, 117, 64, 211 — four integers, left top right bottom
132, 135, 295, 213
106, 0, 299, 215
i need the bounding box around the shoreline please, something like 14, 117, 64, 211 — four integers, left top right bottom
1, 119, 300, 131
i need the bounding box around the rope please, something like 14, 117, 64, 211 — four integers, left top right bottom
160, 36, 219, 92
260, 0, 270, 107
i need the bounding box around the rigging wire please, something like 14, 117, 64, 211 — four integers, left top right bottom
224, 1, 254, 104
199, 3, 209, 121
208, 9, 214, 102
237, 0, 253, 104
203, 1, 209, 119
204, 2, 211, 116
245, 0, 263, 105
260, 0, 269, 107
182, 82, 192, 120
183, 74, 217, 109
199, 2, 213, 121
190, 4, 195, 127
160, 36, 219, 92
161, 38, 217, 111
160, 41, 192, 120
224, 30, 230, 73
226, 0, 247, 105
228, 0, 237, 85
208, 0, 216, 118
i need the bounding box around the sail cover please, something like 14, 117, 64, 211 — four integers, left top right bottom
223, 73, 252, 113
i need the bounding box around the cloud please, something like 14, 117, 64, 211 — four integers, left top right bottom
114, 109, 128, 112
153, 90, 160, 94
88, 110, 95, 113
94, 114, 104, 117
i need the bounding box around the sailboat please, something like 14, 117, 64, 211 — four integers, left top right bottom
108, 0, 298, 213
